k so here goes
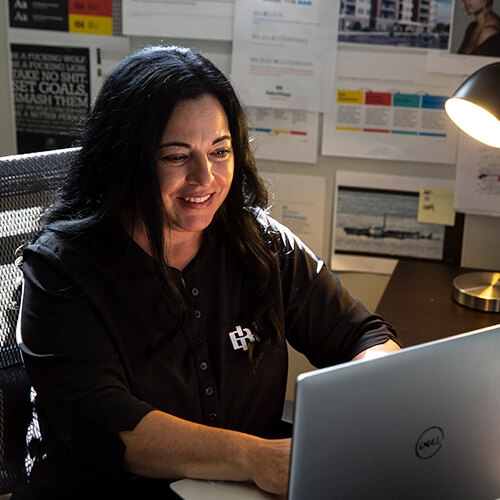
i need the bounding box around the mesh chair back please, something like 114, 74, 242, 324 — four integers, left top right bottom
0, 147, 76, 493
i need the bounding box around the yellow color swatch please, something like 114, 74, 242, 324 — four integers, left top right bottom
337, 90, 363, 105
418, 186, 456, 226
69, 15, 112, 36
335, 126, 362, 131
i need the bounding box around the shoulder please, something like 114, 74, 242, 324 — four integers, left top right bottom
250, 207, 301, 248
250, 207, 324, 268
25, 228, 91, 261
478, 24, 500, 43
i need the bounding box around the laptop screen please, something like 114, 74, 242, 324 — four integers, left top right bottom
288, 323, 500, 499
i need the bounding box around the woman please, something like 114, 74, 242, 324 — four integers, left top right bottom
14, 46, 400, 499
458, 0, 500, 55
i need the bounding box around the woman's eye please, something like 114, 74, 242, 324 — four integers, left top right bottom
212, 148, 231, 159
162, 154, 187, 163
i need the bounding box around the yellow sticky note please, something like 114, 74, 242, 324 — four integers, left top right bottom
418, 186, 456, 226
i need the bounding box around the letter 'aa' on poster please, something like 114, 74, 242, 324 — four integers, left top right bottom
231, 0, 339, 112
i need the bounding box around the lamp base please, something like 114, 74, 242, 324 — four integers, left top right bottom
452, 272, 500, 312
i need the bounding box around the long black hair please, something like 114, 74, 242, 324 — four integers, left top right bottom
43, 45, 281, 361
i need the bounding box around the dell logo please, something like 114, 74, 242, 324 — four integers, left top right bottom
415, 426, 444, 459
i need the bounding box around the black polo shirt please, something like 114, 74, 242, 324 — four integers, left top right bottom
16, 213, 397, 497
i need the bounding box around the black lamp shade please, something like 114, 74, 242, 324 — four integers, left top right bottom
445, 62, 500, 148
451, 62, 500, 120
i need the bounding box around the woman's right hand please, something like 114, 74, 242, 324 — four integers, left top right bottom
246, 437, 292, 496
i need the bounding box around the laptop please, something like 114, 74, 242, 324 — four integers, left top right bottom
288, 323, 500, 500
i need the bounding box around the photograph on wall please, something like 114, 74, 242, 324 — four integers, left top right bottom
449, 0, 500, 56
10, 43, 90, 153
337, 0, 453, 49
331, 171, 463, 273
8, 0, 116, 36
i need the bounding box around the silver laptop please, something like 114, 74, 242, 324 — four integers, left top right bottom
288, 323, 500, 500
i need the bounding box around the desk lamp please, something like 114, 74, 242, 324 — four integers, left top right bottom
444, 62, 500, 312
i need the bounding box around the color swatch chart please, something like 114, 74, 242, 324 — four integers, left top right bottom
335, 89, 448, 137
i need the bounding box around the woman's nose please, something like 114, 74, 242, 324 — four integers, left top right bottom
187, 154, 214, 186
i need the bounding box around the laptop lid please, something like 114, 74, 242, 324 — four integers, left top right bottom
288, 323, 500, 500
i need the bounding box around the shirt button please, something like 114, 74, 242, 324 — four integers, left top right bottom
191, 288, 199, 296
205, 386, 214, 396
193, 336, 202, 345
194, 310, 201, 319
200, 361, 208, 371
209, 413, 217, 422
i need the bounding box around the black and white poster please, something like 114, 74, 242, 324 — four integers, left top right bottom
8, 0, 68, 31
10, 43, 90, 153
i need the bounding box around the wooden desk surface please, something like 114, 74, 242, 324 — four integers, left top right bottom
375, 260, 500, 347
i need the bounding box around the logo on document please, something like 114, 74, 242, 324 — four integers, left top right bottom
415, 426, 444, 459
228, 325, 260, 352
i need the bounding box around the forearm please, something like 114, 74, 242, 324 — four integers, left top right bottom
119, 410, 290, 494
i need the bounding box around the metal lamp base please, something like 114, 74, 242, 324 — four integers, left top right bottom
452, 272, 500, 312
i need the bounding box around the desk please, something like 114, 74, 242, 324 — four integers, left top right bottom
375, 260, 500, 347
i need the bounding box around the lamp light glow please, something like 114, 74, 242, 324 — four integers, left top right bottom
445, 98, 500, 148
444, 62, 500, 149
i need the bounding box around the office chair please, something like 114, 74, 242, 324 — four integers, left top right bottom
0, 147, 76, 494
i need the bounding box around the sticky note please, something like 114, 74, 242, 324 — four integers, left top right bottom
418, 186, 456, 226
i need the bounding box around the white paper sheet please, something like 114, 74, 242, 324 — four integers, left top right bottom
454, 134, 500, 217
122, 0, 234, 40
262, 172, 326, 258
246, 107, 318, 164
321, 48, 461, 163
331, 171, 456, 274
230, 0, 339, 112
203, 52, 319, 164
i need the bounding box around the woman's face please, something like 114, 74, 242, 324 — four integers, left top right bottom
156, 94, 234, 241
463, 0, 487, 15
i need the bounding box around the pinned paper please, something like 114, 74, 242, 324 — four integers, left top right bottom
418, 186, 456, 226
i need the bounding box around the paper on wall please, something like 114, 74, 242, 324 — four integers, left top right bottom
231, 0, 339, 112
122, 0, 234, 41
321, 48, 462, 163
246, 107, 319, 164
204, 51, 320, 164
262, 172, 326, 258
454, 133, 500, 217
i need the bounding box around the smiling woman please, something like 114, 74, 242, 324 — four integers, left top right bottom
150, 95, 235, 269
13, 45, 399, 499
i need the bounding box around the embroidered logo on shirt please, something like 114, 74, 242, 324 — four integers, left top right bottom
228, 325, 259, 351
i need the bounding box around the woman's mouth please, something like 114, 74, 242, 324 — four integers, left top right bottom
182, 194, 211, 203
